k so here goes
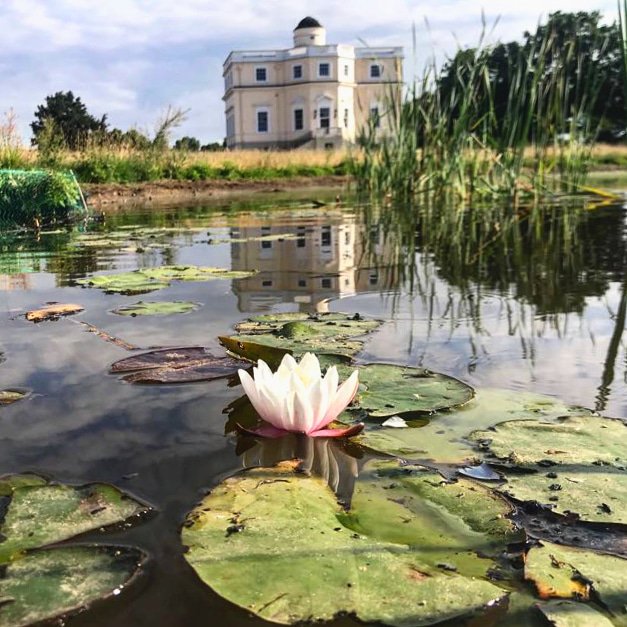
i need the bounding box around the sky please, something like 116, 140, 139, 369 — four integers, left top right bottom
0, 0, 618, 145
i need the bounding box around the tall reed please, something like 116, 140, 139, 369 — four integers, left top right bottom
351, 19, 612, 204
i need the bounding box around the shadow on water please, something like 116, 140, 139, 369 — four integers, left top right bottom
0, 193, 625, 626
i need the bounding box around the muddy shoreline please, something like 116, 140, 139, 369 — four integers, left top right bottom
83, 175, 348, 209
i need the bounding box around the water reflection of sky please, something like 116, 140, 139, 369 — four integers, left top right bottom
0, 197, 625, 626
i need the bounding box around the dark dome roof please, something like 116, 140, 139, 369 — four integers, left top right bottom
294, 17, 322, 30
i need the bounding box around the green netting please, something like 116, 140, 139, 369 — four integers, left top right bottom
0, 169, 88, 228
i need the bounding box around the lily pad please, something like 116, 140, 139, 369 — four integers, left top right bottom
182, 462, 508, 626
110, 346, 249, 384
342, 362, 474, 418
470, 415, 626, 469
358, 388, 592, 464
111, 300, 201, 316
77, 265, 257, 294
25, 303, 84, 322
218, 336, 297, 370
223, 312, 382, 358
0, 475, 150, 562
0, 546, 144, 627
340, 460, 521, 578
525, 541, 627, 624
535, 600, 615, 627
0, 475, 150, 626
0, 390, 28, 407
500, 466, 627, 525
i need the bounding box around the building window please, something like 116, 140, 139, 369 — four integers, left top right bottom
319, 107, 330, 129
370, 64, 382, 78
226, 115, 235, 138
343, 108, 349, 128
256, 108, 269, 133
321, 278, 332, 288
255, 67, 267, 82
293, 65, 302, 79
370, 106, 380, 128
318, 62, 330, 77
294, 108, 304, 131
321, 226, 332, 246
298, 279, 307, 287
344, 64, 349, 77
297, 227, 306, 247
262, 280, 273, 287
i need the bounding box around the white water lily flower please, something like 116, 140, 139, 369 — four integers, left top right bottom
238, 353, 363, 438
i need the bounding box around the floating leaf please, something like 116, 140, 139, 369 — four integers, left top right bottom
111, 300, 201, 316
182, 462, 508, 626
110, 346, 249, 384
343, 362, 474, 418
470, 415, 626, 469
0, 390, 28, 407
535, 600, 615, 627
358, 389, 591, 464
224, 312, 382, 358
0, 475, 150, 626
525, 541, 627, 623
25, 303, 84, 322
340, 460, 521, 578
0, 475, 150, 562
218, 336, 294, 370
501, 466, 627, 525
77, 265, 257, 294
0, 546, 144, 627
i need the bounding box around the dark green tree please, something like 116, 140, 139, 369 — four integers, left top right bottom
174, 136, 201, 151
31, 91, 108, 150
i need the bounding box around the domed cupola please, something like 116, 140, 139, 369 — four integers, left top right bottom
293, 16, 326, 46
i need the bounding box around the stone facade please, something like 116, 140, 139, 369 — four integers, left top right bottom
222, 17, 403, 149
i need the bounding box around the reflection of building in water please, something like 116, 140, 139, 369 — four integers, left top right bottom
230, 219, 395, 312
0, 273, 31, 291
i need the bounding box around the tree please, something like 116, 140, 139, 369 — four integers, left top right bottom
174, 136, 201, 151
31, 91, 107, 150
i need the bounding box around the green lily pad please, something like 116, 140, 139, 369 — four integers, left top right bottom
341, 362, 474, 418
182, 462, 508, 626
77, 265, 257, 294
0, 475, 150, 626
470, 416, 626, 469
218, 336, 296, 370
525, 541, 627, 624
110, 346, 249, 384
111, 301, 201, 316
339, 460, 522, 579
0, 546, 144, 627
0, 475, 150, 562
224, 312, 382, 358
501, 466, 627, 525
535, 600, 615, 627
358, 388, 591, 464
76, 271, 168, 294
0, 390, 28, 407
211, 233, 298, 244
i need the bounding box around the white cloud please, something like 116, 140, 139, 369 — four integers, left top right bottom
0, 0, 618, 143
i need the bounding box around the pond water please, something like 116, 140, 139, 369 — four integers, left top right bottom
0, 190, 625, 626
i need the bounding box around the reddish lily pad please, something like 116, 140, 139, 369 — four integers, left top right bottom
110, 347, 250, 384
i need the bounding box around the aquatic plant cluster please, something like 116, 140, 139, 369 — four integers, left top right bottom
351, 11, 627, 203
3, 281, 626, 625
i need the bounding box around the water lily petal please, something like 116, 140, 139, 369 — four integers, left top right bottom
298, 352, 321, 386
310, 423, 365, 438
323, 369, 359, 424
306, 379, 330, 434
239, 369, 261, 407
292, 385, 314, 432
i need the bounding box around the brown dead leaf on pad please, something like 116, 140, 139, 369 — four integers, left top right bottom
26, 303, 84, 322
110, 346, 250, 384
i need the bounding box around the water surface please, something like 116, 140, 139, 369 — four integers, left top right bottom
0, 192, 625, 626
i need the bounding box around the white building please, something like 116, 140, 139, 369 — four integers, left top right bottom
222, 17, 403, 149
